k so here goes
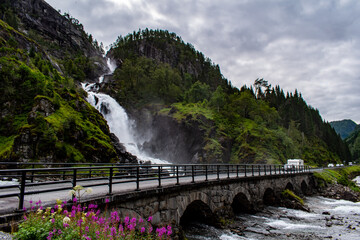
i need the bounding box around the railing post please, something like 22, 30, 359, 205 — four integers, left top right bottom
89, 165, 92, 178
63, 171, 66, 180
18, 171, 26, 211
217, 165, 220, 180
191, 165, 195, 183
158, 166, 161, 188
264, 165, 267, 175
258, 166, 261, 176
31, 164, 35, 183
244, 165, 247, 177
252, 165, 254, 176
236, 165, 239, 178
227, 165, 230, 179
270, 165, 272, 175
205, 165, 208, 181
108, 167, 113, 195
176, 166, 180, 185
136, 166, 140, 191
72, 169, 77, 188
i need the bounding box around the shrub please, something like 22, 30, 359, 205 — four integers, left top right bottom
281, 189, 304, 205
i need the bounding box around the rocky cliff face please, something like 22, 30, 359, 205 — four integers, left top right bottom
0, 1, 135, 164
1, 0, 108, 79
129, 107, 232, 163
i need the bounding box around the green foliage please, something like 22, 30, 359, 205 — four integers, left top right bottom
313, 166, 360, 192
0, 20, 118, 163
112, 57, 183, 106
346, 128, 360, 163
14, 196, 172, 240
282, 189, 304, 205
184, 81, 211, 103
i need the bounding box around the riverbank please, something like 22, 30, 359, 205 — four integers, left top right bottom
185, 166, 360, 239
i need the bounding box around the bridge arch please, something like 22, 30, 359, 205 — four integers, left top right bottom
232, 192, 254, 214
285, 182, 294, 191
301, 180, 308, 195
263, 188, 277, 206
180, 200, 218, 227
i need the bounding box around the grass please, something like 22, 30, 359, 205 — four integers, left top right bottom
314, 166, 360, 192
282, 189, 304, 205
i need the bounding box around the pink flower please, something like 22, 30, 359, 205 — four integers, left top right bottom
73, 197, 77, 203
63, 223, 69, 228
139, 218, 144, 223
148, 216, 153, 222
51, 218, 55, 223
105, 198, 109, 203
24, 216, 27, 221
110, 227, 116, 236
141, 227, 145, 233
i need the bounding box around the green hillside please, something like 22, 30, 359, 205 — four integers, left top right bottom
0, 0, 134, 164
346, 128, 360, 163
330, 119, 358, 139
101, 29, 351, 166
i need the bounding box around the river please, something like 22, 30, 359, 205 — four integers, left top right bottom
184, 195, 360, 240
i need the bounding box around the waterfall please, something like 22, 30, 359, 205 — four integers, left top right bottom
82, 59, 169, 164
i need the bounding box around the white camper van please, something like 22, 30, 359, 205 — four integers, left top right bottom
284, 159, 304, 170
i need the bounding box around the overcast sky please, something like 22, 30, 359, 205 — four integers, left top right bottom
46, 0, 360, 124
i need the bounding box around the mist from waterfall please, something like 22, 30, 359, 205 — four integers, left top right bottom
82, 59, 169, 164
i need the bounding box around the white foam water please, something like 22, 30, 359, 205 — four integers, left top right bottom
82, 59, 169, 164
185, 195, 360, 240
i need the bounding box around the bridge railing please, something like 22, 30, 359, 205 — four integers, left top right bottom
0, 163, 310, 212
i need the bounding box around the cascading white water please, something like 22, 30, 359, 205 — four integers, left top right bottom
82, 59, 169, 164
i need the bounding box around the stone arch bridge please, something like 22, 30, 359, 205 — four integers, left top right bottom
106, 173, 315, 229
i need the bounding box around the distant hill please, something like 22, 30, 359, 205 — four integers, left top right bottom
330, 119, 358, 139
345, 127, 360, 163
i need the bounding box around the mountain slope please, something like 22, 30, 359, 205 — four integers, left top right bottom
345, 127, 360, 163
0, 1, 134, 164
330, 119, 358, 139
101, 29, 351, 166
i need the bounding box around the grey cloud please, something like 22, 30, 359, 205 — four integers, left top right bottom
45, 0, 360, 123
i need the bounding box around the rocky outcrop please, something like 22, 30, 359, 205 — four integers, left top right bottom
319, 183, 360, 202
128, 107, 232, 163
1, 0, 108, 78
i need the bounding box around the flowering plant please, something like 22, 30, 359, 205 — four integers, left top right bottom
14, 186, 172, 240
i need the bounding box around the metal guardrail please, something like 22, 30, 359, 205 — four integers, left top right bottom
0, 163, 310, 211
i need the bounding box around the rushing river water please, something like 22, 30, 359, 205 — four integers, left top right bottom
184, 196, 360, 240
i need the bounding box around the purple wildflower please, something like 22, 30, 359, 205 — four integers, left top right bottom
148, 216, 153, 222
110, 227, 116, 236
141, 227, 146, 233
